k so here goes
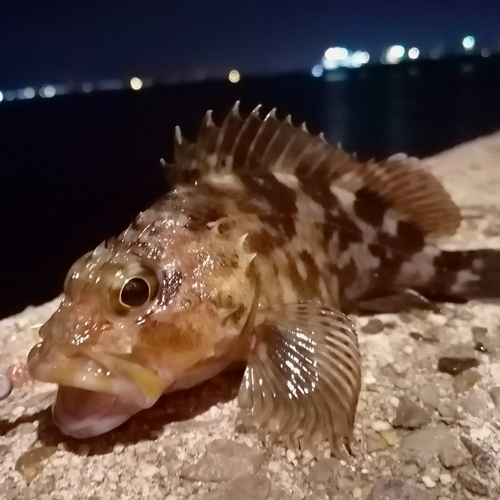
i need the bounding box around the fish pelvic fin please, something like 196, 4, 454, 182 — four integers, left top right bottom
237, 302, 361, 457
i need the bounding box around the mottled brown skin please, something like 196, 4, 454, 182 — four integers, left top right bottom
27, 103, 500, 446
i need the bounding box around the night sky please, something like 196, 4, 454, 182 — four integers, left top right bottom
2, 0, 500, 89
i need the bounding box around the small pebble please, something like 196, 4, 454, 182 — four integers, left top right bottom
437, 402, 456, 423
453, 370, 481, 392
389, 397, 400, 407
366, 433, 389, 453
402, 464, 419, 477
421, 476, 436, 488
353, 487, 362, 498
137, 464, 159, 478
438, 357, 479, 376
439, 474, 452, 486
438, 445, 466, 469
380, 431, 399, 447
393, 396, 431, 429
93, 471, 105, 483
372, 420, 391, 432
361, 319, 385, 334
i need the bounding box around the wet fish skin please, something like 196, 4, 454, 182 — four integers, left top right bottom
27, 102, 500, 455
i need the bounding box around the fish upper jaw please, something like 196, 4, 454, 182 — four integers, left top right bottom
28, 343, 167, 408
27, 343, 169, 438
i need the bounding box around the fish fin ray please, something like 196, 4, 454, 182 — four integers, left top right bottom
237, 302, 361, 456
174, 103, 460, 236
333, 155, 461, 237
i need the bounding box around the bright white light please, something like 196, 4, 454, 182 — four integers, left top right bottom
352, 50, 370, 67
462, 36, 475, 50
40, 85, 56, 98
228, 70, 240, 83
481, 48, 491, 57
322, 56, 339, 70
130, 77, 143, 90
408, 47, 420, 59
324, 47, 348, 61
23, 87, 35, 99
0, 91, 3, 103
386, 45, 405, 64
311, 65, 324, 77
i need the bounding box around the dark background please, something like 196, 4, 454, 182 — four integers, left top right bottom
2, 0, 500, 88
2, 2, 500, 319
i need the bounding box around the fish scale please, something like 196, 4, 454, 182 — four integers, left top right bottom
24, 102, 500, 456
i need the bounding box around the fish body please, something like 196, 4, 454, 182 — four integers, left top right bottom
27, 103, 500, 454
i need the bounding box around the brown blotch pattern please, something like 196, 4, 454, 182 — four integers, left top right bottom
353, 187, 389, 228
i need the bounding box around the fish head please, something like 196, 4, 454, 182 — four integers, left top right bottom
27, 229, 257, 438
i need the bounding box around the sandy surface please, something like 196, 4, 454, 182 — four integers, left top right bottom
1, 132, 500, 500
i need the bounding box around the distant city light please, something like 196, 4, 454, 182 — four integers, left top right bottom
324, 47, 348, 61
0, 91, 3, 103
321, 47, 369, 70
311, 64, 324, 77
322, 57, 339, 70
462, 36, 475, 50
23, 87, 35, 99
40, 85, 56, 98
130, 77, 143, 90
481, 48, 491, 57
4, 91, 15, 102
228, 70, 240, 83
408, 47, 420, 59
386, 45, 405, 64
352, 50, 370, 67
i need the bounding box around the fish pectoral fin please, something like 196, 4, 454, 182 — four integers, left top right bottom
237, 302, 361, 456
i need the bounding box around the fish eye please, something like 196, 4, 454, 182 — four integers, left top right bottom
99, 262, 159, 317
119, 277, 151, 308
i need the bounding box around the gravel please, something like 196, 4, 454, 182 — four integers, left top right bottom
1, 133, 500, 499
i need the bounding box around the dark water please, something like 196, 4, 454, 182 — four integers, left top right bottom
1, 56, 500, 319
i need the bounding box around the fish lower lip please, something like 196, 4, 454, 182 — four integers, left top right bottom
53, 385, 144, 438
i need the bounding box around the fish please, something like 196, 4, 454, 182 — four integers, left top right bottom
27, 102, 500, 455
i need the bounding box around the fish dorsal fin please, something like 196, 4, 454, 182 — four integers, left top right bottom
173, 102, 461, 237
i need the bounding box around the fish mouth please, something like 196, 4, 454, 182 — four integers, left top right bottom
27, 344, 166, 438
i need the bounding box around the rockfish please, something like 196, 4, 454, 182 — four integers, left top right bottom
27, 103, 500, 455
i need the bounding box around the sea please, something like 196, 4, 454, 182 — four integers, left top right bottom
1, 55, 500, 318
